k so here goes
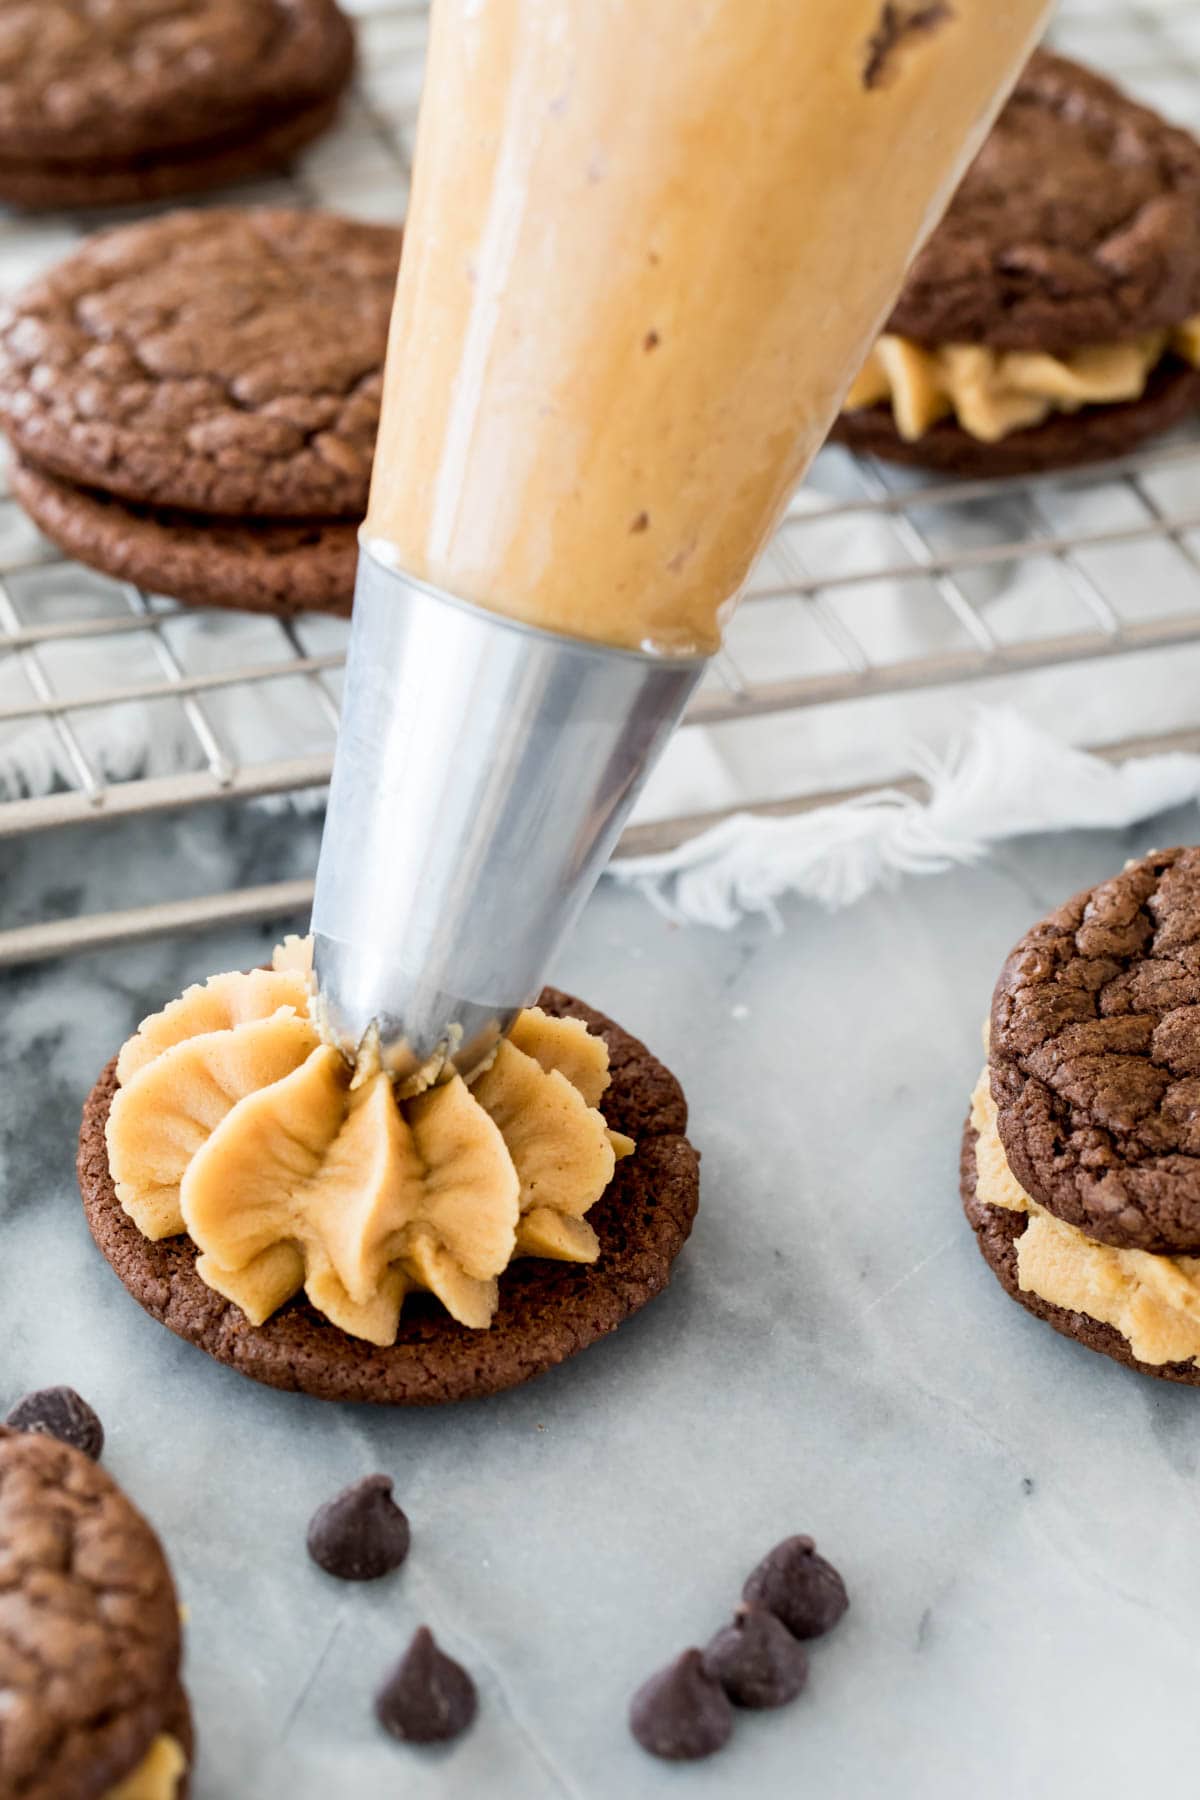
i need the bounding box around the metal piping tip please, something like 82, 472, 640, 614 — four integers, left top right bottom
310, 548, 705, 1085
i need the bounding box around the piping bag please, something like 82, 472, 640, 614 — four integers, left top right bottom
312, 0, 1052, 1084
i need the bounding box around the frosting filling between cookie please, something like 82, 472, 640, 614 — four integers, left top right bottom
105, 938, 633, 1345
971, 1068, 1200, 1366
105, 1733, 186, 1800
845, 317, 1200, 443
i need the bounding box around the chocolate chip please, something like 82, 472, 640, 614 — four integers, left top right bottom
703, 1607, 809, 1708
629, 1649, 734, 1760
5, 1386, 104, 1460
375, 1626, 477, 1744
306, 1475, 410, 1581
742, 1536, 848, 1640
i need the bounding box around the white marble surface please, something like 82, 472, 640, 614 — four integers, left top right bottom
4, 804, 1200, 1798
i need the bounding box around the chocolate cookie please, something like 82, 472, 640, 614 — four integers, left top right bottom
960, 1119, 1200, 1387
77, 991, 700, 1405
0, 0, 354, 211
0, 209, 397, 519
834, 52, 1200, 475
10, 457, 357, 617
989, 847, 1200, 1254
0, 1425, 193, 1800
1, 208, 400, 616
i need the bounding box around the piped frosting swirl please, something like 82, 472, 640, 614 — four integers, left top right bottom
106, 939, 632, 1344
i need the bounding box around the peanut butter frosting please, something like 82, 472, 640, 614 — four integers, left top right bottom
106, 1734, 186, 1800
971, 1068, 1200, 1367
845, 318, 1200, 443
106, 939, 633, 1344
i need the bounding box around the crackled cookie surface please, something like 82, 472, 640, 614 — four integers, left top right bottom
989, 847, 1200, 1254
0, 1426, 191, 1800
886, 52, 1200, 352
0, 209, 400, 616
0, 210, 398, 521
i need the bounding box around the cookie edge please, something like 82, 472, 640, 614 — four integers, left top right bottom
10, 456, 356, 618
0, 90, 348, 212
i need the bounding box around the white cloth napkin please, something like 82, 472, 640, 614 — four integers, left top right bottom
613, 707, 1200, 925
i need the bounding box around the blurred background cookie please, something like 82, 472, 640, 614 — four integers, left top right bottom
0, 207, 402, 615
834, 51, 1200, 475
0, 1424, 192, 1798
0, 0, 355, 211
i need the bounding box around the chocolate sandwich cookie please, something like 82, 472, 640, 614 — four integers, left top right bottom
961, 846, 1200, 1382
0, 0, 354, 211
78, 990, 700, 1405
835, 52, 1200, 474
0, 208, 400, 616
0, 1425, 193, 1799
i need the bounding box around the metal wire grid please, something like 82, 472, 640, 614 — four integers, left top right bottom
2, 0, 1200, 959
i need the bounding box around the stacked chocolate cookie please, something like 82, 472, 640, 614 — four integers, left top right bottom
837, 52, 1200, 475
962, 847, 1200, 1384
0, 1424, 192, 1798
0, 208, 403, 616
0, 0, 355, 211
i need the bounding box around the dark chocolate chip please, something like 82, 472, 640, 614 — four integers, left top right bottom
5, 1386, 104, 1460
307, 1475, 411, 1581
742, 1536, 848, 1641
375, 1626, 477, 1745
703, 1607, 809, 1708
629, 1649, 734, 1761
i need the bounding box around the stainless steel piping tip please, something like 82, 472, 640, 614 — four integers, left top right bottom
311, 547, 705, 1083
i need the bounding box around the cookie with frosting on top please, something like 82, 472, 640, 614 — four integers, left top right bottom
77, 940, 699, 1405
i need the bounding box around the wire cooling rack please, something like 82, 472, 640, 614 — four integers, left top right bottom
2, 0, 1200, 961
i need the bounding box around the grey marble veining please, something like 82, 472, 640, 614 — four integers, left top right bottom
3, 802, 1200, 1799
